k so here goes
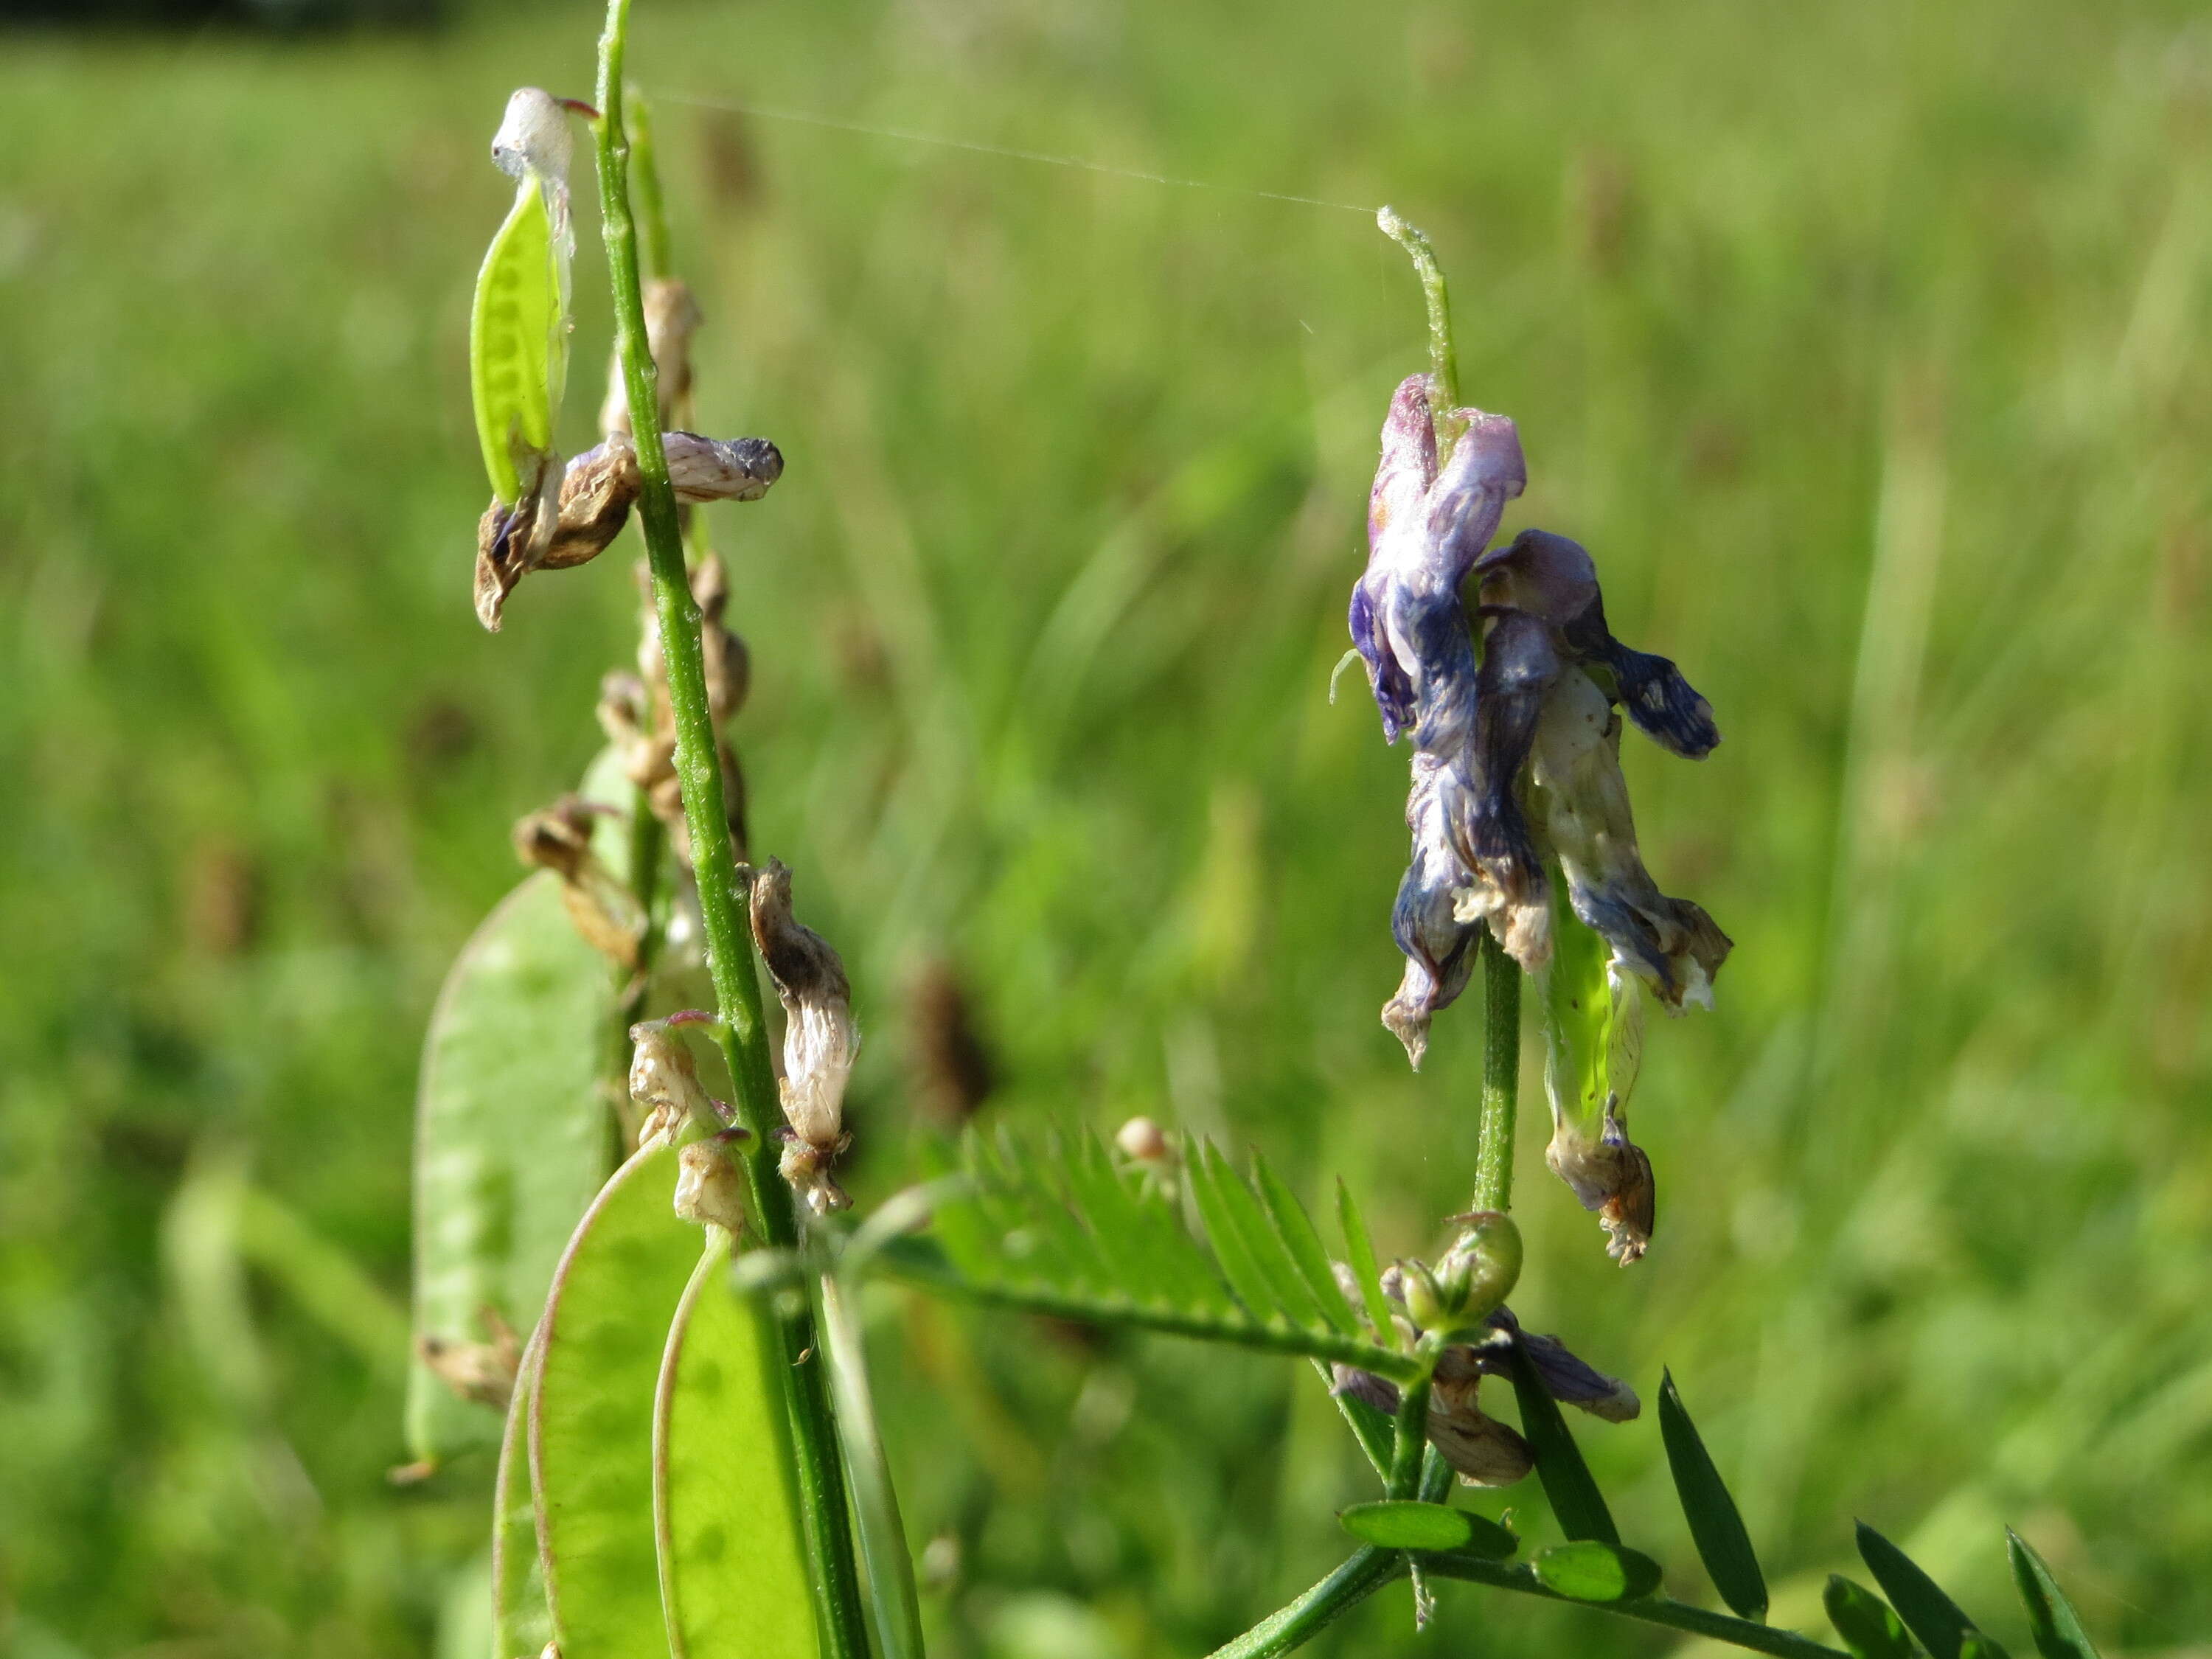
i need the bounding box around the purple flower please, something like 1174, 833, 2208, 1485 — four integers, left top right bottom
1349, 377, 1730, 1065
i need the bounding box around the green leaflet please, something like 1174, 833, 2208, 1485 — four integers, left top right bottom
1824, 1576, 1919, 1659
531, 1145, 701, 1658
470, 180, 566, 505
406, 872, 613, 1467
1529, 1541, 1663, 1602
1857, 1523, 2010, 1659
1506, 1344, 1619, 1545
1539, 883, 1643, 1146
1657, 1370, 1768, 1622
1338, 1500, 1517, 1559
2006, 1531, 2102, 1659
654, 1242, 821, 1659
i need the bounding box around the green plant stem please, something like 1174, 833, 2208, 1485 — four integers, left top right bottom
591, 9, 869, 1657
1472, 932, 1520, 1214
1418, 1555, 1851, 1659
1204, 1548, 1405, 1659
1385, 1367, 1432, 1499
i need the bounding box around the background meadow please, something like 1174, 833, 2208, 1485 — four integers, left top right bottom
2, 0, 2210, 1652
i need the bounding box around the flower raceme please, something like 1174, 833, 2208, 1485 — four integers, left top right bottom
1349, 372, 1730, 1259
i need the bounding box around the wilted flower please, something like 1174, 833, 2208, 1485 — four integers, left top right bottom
673, 1132, 750, 1233
600, 277, 703, 439
1347, 374, 1729, 1074
475, 433, 782, 630
628, 1014, 731, 1147
746, 860, 858, 1216
512, 793, 646, 968
1331, 1261, 1638, 1485
415, 1304, 524, 1410
598, 554, 754, 863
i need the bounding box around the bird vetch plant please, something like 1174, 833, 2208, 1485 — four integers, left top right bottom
408, 10, 2118, 1658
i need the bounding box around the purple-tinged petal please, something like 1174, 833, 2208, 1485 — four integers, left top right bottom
1444, 608, 1559, 972
1480, 529, 1719, 759
1563, 592, 1720, 759
1527, 667, 1730, 1009
1383, 756, 1481, 1068
1426, 411, 1526, 588
1471, 1308, 1641, 1420
1349, 376, 1441, 740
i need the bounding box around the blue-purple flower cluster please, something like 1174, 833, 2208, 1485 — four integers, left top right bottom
1349, 375, 1731, 1069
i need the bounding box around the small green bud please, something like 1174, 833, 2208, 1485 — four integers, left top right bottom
1438, 1211, 1523, 1329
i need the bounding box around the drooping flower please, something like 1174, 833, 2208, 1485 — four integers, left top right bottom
1347, 378, 1728, 1057
1346, 368, 1728, 1261
746, 860, 858, 1216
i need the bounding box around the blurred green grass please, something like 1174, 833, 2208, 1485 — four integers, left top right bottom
2, 0, 2210, 1652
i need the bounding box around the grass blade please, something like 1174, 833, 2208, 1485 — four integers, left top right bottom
1658, 1369, 1768, 1621
2006, 1530, 2101, 1659
1857, 1521, 2008, 1659
1507, 1343, 1618, 1544
1824, 1575, 1919, 1659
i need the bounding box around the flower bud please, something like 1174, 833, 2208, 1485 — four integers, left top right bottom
1434, 1211, 1522, 1328
1115, 1116, 1170, 1164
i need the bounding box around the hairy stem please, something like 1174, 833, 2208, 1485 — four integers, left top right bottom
1419, 1555, 1850, 1659
1203, 1548, 1405, 1659
591, 7, 869, 1655
1472, 932, 1520, 1214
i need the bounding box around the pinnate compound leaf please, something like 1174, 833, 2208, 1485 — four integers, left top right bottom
654, 1241, 819, 1659
407, 872, 613, 1467
870, 1131, 1417, 1380
1530, 1541, 1663, 1602
1857, 1523, 2010, 1659
532, 1145, 702, 1658
1658, 1369, 1767, 1621
1507, 1343, 1619, 1543
2006, 1531, 2101, 1659
1825, 1575, 1919, 1659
